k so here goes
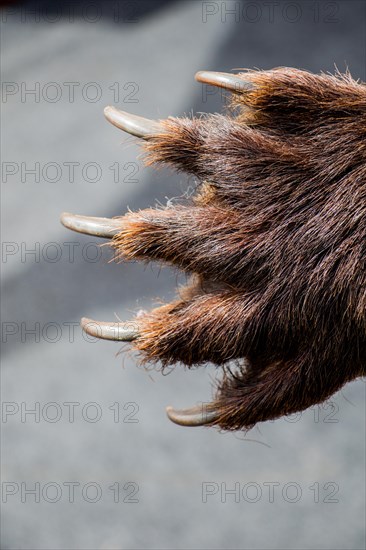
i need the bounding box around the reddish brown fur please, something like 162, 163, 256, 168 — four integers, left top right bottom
112, 68, 366, 431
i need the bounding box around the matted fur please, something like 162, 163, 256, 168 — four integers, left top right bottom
111, 68, 366, 431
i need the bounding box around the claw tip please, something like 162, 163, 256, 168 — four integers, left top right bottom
166, 404, 220, 427
103, 105, 113, 117
60, 211, 73, 228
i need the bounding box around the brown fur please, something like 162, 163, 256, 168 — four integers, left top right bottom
112, 68, 366, 431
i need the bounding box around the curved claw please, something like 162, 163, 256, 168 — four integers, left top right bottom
104, 106, 162, 139
166, 403, 220, 427
81, 317, 139, 341
195, 71, 254, 93
60, 212, 121, 239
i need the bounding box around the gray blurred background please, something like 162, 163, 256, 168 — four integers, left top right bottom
1, 1, 365, 548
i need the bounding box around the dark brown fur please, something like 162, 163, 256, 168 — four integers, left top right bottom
112, 68, 366, 431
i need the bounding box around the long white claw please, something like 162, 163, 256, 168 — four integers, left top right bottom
81, 317, 139, 341
104, 106, 162, 138
60, 212, 121, 239
166, 403, 220, 427
195, 71, 254, 93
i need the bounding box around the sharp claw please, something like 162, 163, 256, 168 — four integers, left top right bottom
166, 403, 220, 427
195, 71, 254, 93
60, 212, 121, 238
81, 317, 139, 341
104, 106, 162, 138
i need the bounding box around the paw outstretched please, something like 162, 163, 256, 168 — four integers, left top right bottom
61, 68, 366, 431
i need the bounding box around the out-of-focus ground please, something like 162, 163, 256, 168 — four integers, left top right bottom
1, 1, 365, 548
